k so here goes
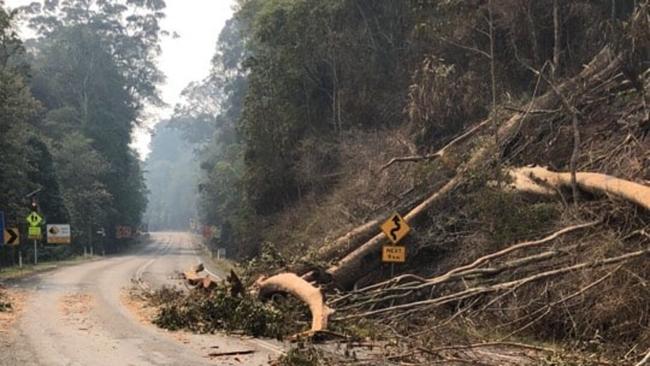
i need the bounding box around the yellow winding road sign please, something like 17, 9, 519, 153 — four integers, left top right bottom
381, 213, 410, 244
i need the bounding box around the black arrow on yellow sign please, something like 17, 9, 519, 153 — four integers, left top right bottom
4, 228, 19, 245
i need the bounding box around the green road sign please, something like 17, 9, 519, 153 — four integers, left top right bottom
26, 212, 43, 227
28, 226, 42, 240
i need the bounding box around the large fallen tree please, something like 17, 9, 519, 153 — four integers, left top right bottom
325, 47, 624, 289
254, 273, 333, 337
509, 166, 650, 210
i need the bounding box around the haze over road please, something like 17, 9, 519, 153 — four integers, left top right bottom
2, 233, 282, 366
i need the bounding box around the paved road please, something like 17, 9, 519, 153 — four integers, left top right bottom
1, 232, 283, 366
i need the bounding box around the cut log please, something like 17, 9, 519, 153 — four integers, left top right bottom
326, 47, 622, 289
182, 263, 219, 290
510, 166, 650, 210
254, 273, 333, 334
310, 122, 495, 265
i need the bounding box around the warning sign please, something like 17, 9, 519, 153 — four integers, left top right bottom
382, 246, 406, 263
116, 226, 132, 239
381, 213, 411, 244
28, 226, 42, 240
3, 228, 19, 245
47, 224, 71, 244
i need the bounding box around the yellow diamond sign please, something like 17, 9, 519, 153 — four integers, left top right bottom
381, 213, 410, 244
26, 212, 43, 227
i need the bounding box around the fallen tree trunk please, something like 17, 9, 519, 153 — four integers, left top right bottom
314, 219, 382, 262
309, 190, 431, 265
510, 166, 650, 210
310, 119, 491, 264
326, 47, 622, 289
255, 273, 333, 335
331, 222, 595, 310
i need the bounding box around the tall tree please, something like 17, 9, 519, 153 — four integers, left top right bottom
21, 0, 167, 246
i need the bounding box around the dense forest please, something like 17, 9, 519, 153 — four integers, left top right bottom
0, 0, 165, 263
172, 0, 648, 258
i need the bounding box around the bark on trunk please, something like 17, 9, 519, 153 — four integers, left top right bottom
255, 273, 332, 334
509, 166, 650, 210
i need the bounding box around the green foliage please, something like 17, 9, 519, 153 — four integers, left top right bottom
0, 5, 47, 247
149, 284, 305, 339
0, 0, 165, 262
180, 0, 646, 262
241, 242, 289, 277
23, 0, 164, 248
238, 0, 416, 214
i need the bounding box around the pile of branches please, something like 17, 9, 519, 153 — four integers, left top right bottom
142, 280, 310, 339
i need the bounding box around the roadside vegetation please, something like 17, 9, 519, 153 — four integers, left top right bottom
143, 283, 305, 339
0, 0, 162, 266
160, 1, 650, 365
3, 0, 650, 364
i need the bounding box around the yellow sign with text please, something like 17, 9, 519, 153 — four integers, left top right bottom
382, 245, 406, 263
28, 226, 42, 240
381, 213, 410, 244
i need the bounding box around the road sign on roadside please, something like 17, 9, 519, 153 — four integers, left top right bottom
47, 224, 71, 244
28, 226, 42, 240
3, 228, 19, 245
382, 246, 406, 263
381, 213, 410, 244
26, 212, 43, 227
116, 225, 132, 239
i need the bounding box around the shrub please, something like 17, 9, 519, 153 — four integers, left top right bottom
149, 282, 307, 339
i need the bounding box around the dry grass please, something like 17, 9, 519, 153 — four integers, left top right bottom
261, 127, 451, 264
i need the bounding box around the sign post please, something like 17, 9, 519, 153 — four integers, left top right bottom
380, 213, 411, 277
26, 211, 43, 265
